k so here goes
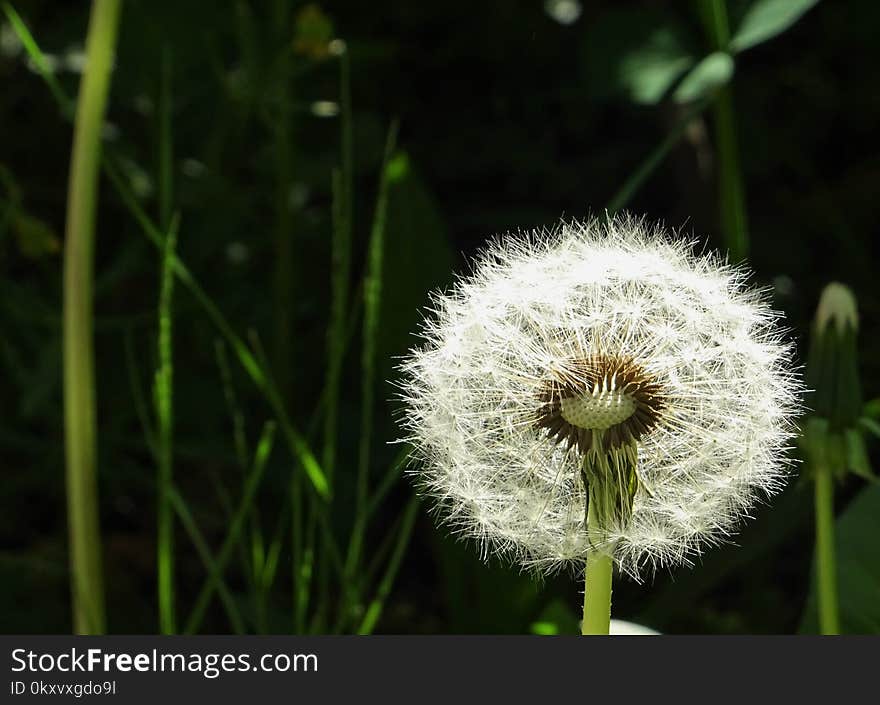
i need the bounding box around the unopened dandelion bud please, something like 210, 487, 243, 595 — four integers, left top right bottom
804, 282, 869, 480
807, 282, 861, 431
399, 215, 801, 578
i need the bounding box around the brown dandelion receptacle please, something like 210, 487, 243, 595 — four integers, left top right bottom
535, 354, 667, 453
535, 354, 669, 535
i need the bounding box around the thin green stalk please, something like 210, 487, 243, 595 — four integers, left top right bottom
357, 497, 418, 635
364, 445, 410, 520
291, 472, 305, 631
260, 498, 290, 590
315, 55, 356, 631
581, 501, 613, 636
343, 122, 399, 619
701, 0, 749, 261
167, 487, 246, 634
324, 44, 355, 483
204, 467, 263, 628
2, 3, 73, 116
814, 463, 840, 634
155, 214, 179, 634
61, 0, 122, 635
218, 329, 266, 628
184, 421, 276, 634
124, 329, 155, 454
606, 98, 710, 215
157, 46, 173, 231
272, 10, 295, 400
213, 340, 249, 470
297, 503, 316, 632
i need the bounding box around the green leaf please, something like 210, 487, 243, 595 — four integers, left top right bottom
582, 9, 697, 105
673, 51, 734, 103
800, 484, 880, 633
729, 0, 821, 53
846, 430, 876, 482
863, 398, 880, 419
859, 416, 880, 440
530, 599, 580, 636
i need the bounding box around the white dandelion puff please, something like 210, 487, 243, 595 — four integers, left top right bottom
397, 214, 801, 581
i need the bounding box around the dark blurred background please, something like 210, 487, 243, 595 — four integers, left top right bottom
1, 0, 878, 634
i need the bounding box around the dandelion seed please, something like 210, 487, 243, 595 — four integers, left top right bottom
398, 215, 801, 589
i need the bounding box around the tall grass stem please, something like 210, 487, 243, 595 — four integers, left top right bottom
155, 215, 179, 634
61, 0, 122, 635
342, 123, 399, 621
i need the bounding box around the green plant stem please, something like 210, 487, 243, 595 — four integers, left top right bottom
357, 497, 418, 635
712, 87, 748, 261
272, 14, 295, 401
157, 47, 173, 231
606, 98, 710, 215
341, 122, 399, 626
167, 487, 246, 634
814, 462, 840, 634
156, 216, 178, 634
701, 0, 749, 262
62, 0, 122, 635
582, 501, 613, 635
184, 421, 276, 634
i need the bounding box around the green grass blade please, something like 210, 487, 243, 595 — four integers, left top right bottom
155, 213, 180, 634
1, 3, 73, 116
357, 498, 419, 635
364, 445, 410, 520
124, 328, 156, 457
167, 486, 246, 634
184, 420, 277, 634
323, 44, 355, 483
606, 98, 710, 215
213, 340, 249, 470
157, 46, 173, 231
324, 167, 347, 482
246, 329, 331, 500
260, 499, 290, 590
272, 27, 295, 401
344, 122, 400, 593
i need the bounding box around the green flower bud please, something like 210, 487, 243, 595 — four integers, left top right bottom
804, 283, 872, 480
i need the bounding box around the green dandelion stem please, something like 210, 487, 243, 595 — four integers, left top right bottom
582, 554, 613, 635
814, 461, 840, 634
582, 495, 613, 635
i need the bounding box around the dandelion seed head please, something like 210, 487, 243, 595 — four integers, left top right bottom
397, 214, 801, 579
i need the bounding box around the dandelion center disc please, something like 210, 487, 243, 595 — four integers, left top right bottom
560, 389, 637, 431
536, 353, 667, 454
